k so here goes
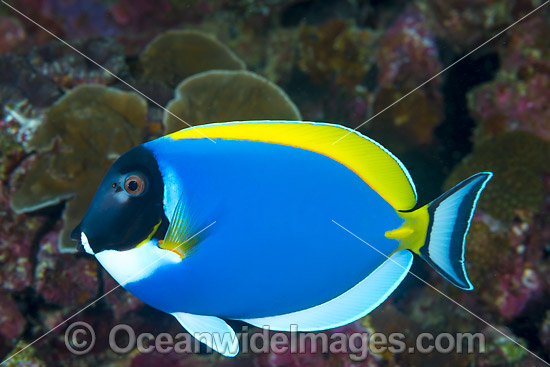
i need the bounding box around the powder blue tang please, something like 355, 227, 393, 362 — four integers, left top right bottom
75, 121, 492, 356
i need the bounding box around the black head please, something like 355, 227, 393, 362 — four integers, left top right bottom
71, 145, 167, 254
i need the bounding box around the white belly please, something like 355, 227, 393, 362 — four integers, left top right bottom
95, 240, 181, 286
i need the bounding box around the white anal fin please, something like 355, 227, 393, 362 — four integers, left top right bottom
172, 312, 239, 357
241, 250, 413, 331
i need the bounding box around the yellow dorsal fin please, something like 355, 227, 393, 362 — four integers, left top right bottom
168, 121, 417, 210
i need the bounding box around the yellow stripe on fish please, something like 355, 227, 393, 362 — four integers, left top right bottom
168, 121, 418, 211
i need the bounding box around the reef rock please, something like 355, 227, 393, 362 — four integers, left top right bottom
34, 226, 99, 307
163, 70, 301, 133
10, 85, 147, 252
140, 30, 245, 88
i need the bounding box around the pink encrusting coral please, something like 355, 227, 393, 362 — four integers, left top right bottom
493, 194, 550, 320
298, 18, 379, 88
367, 4, 444, 149
34, 226, 100, 307
0, 294, 26, 342
468, 15, 550, 143
0, 16, 26, 53
455, 213, 550, 322
0, 170, 46, 293
418, 0, 516, 52
255, 322, 380, 367
376, 5, 441, 89
102, 272, 144, 320
470, 72, 550, 142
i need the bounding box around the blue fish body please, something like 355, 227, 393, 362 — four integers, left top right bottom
129, 137, 402, 317
73, 121, 493, 356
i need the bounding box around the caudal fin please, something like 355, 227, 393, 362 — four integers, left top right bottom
419, 172, 493, 290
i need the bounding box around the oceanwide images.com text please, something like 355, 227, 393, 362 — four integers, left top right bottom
65, 322, 485, 361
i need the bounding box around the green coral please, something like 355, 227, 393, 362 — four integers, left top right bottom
298, 19, 379, 87
10, 85, 147, 252
0, 123, 24, 182
463, 221, 511, 290
3, 341, 46, 367
370, 86, 442, 148
139, 30, 246, 88
445, 131, 550, 221
483, 327, 530, 365
163, 70, 301, 133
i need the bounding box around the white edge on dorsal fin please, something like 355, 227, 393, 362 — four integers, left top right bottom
172, 312, 239, 357
240, 250, 413, 332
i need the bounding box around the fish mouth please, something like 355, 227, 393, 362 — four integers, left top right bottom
76, 232, 95, 255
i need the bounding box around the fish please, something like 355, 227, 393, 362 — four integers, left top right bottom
71, 121, 492, 356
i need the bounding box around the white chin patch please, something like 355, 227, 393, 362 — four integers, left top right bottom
81, 232, 94, 255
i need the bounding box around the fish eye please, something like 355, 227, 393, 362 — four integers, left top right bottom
124, 173, 147, 196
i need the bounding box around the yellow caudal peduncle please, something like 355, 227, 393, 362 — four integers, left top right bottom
386, 205, 430, 254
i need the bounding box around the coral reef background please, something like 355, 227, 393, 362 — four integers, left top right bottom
0, 0, 549, 366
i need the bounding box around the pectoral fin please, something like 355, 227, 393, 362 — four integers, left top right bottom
160, 193, 203, 258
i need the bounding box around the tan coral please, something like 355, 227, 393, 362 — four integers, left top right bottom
139, 30, 246, 87
444, 131, 550, 221
298, 19, 379, 87
163, 70, 301, 134
10, 85, 147, 252
367, 86, 442, 149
